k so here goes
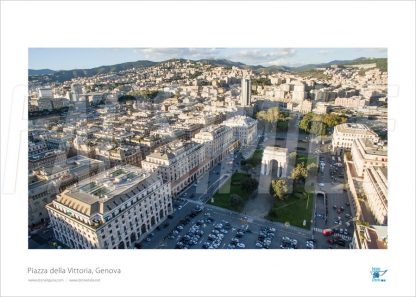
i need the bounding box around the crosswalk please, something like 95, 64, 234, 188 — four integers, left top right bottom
313, 227, 352, 241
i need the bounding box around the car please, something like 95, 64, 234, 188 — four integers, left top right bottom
345, 202, 350, 206
332, 205, 337, 210
236, 243, 246, 249
322, 229, 334, 236
255, 242, 263, 248
168, 214, 174, 219
318, 183, 325, 187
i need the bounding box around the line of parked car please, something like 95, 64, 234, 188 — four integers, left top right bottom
256, 226, 275, 249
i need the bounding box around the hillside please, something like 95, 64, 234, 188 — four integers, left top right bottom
29, 56, 387, 83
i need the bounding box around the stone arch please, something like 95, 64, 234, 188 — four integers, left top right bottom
261, 146, 289, 178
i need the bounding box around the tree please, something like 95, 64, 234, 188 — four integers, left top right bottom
289, 151, 297, 162
307, 163, 318, 175
230, 194, 244, 209
310, 121, 326, 136
242, 177, 259, 192
291, 162, 308, 181
256, 107, 282, 123
299, 112, 313, 132
271, 178, 289, 200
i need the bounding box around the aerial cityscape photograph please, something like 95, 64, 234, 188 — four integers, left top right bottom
27, 48, 388, 250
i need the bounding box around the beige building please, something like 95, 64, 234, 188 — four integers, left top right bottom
334, 96, 368, 109
222, 115, 258, 146
314, 102, 329, 115
298, 100, 313, 114
29, 156, 104, 227
352, 224, 387, 249
46, 165, 172, 249
331, 123, 379, 154
363, 166, 388, 225
142, 140, 207, 196
351, 138, 387, 177
192, 125, 237, 168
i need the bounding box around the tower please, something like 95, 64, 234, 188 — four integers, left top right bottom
240, 76, 251, 106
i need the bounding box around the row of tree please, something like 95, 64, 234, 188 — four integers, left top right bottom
256, 107, 286, 123
298, 112, 347, 136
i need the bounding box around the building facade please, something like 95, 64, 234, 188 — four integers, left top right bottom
240, 77, 252, 106
331, 123, 379, 155
46, 165, 172, 249
222, 115, 257, 146
363, 166, 388, 225
192, 125, 237, 168
142, 140, 207, 196
351, 138, 387, 177
29, 156, 104, 227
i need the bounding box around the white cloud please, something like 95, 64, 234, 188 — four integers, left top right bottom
231, 48, 297, 66
133, 48, 222, 61
132, 48, 298, 66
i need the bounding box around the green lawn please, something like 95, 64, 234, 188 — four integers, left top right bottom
267, 182, 313, 229
208, 173, 253, 212
243, 149, 263, 167
296, 153, 317, 166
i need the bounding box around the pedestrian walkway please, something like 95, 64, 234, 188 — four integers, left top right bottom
313, 227, 352, 241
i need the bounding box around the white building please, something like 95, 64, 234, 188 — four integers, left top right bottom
351, 138, 387, 177
240, 76, 252, 106
292, 83, 307, 102
335, 96, 368, 109
71, 83, 83, 101
222, 116, 257, 146
363, 166, 388, 225
46, 165, 172, 249
331, 123, 379, 154
38, 87, 53, 99
142, 140, 207, 196
192, 125, 237, 168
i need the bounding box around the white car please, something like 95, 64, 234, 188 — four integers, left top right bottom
318, 183, 325, 187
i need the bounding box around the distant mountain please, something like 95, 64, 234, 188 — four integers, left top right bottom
197, 59, 247, 68
289, 57, 387, 72
28, 69, 56, 76
29, 57, 387, 83
29, 60, 158, 82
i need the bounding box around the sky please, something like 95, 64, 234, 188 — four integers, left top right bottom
29, 48, 387, 70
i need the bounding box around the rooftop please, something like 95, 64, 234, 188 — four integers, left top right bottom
222, 115, 257, 127
360, 138, 387, 156
56, 165, 158, 216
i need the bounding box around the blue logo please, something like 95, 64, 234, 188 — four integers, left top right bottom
371, 267, 387, 282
